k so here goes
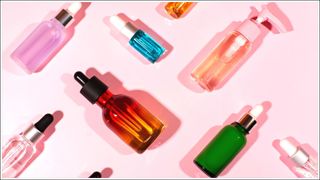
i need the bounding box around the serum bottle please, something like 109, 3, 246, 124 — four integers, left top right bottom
74, 71, 164, 153
194, 105, 264, 177
109, 15, 166, 63
2, 114, 54, 178
165, 2, 194, 19
191, 4, 290, 91
279, 138, 318, 178
11, 2, 82, 73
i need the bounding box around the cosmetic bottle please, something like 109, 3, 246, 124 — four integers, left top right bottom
89, 171, 102, 178
2, 114, 54, 178
165, 2, 194, 19
74, 71, 164, 153
191, 4, 290, 91
279, 138, 318, 178
11, 2, 82, 73
109, 15, 166, 63
194, 105, 264, 177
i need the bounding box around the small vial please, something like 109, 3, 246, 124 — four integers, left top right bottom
165, 2, 194, 19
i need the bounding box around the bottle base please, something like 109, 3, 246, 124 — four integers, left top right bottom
190, 74, 215, 92
193, 160, 218, 178
134, 127, 164, 154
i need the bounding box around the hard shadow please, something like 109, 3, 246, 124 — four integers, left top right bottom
16, 111, 64, 177
61, 68, 181, 154
272, 137, 318, 178
103, 13, 173, 64
3, 2, 90, 75
180, 101, 271, 177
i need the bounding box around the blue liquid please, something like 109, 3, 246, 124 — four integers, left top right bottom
129, 30, 165, 63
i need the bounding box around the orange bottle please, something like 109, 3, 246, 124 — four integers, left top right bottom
165, 2, 194, 19
74, 71, 164, 153
191, 4, 289, 91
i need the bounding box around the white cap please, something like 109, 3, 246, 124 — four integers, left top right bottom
280, 139, 309, 165
249, 105, 264, 119
67, 2, 82, 15
109, 15, 138, 39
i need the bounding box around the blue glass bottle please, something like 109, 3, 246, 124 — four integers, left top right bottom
110, 15, 166, 63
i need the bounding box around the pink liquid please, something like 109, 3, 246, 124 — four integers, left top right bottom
191, 31, 251, 91
11, 18, 65, 73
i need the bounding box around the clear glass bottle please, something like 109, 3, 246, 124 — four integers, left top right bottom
2, 114, 54, 178
194, 105, 264, 177
279, 138, 318, 178
109, 15, 165, 63
74, 71, 164, 153
11, 2, 82, 73
165, 2, 194, 19
191, 4, 289, 91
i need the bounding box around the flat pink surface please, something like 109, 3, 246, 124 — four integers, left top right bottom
1, 1, 319, 178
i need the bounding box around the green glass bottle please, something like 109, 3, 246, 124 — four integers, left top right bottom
194, 105, 263, 177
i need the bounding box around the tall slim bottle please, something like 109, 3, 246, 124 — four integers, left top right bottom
74, 71, 164, 153
194, 105, 264, 177
2, 114, 54, 178
11, 2, 82, 73
191, 4, 290, 91
279, 138, 318, 178
165, 2, 194, 19
109, 15, 166, 63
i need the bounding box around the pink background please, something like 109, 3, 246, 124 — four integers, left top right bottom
1, 1, 318, 178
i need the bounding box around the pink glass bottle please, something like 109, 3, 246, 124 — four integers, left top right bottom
1, 114, 54, 178
279, 138, 318, 178
11, 2, 82, 73
191, 4, 289, 91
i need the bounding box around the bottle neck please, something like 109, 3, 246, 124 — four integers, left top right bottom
22, 125, 43, 144
55, 9, 73, 26
232, 122, 248, 135
96, 90, 113, 108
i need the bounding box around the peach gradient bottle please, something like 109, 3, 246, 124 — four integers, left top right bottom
191, 4, 290, 91
165, 2, 194, 18
74, 71, 164, 153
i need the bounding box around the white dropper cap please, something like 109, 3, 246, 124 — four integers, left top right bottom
67, 2, 82, 16
249, 105, 264, 119
109, 15, 138, 39
280, 138, 309, 165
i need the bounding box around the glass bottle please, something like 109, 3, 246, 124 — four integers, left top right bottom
74, 71, 164, 153
11, 2, 82, 73
191, 4, 289, 91
109, 15, 165, 63
2, 114, 54, 178
165, 2, 194, 19
194, 105, 263, 177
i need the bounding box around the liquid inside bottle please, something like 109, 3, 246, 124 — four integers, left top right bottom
129, 30, 165, 63
2, 135, 35, 178
165, 2, 194, 18
191, 31, 251, 91
98, 91, 164, 153
11, 19, 65, 73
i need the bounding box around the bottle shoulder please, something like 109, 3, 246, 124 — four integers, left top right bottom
222, 124, 247, 141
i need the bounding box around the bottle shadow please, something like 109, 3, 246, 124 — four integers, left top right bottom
79, 167, 113, 178
3, 2, 90, 75
103, 13, 173, 64
61, 68, 181, 154
272, 137, 318, 178
179, 101, 271, 177
16, 111, 63, 177
155, 2, 197, 20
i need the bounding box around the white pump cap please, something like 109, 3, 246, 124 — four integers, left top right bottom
109, 15, 138, 39
280, 138, 309, 165
67, 2, 82, 15
236, 3, 289, 42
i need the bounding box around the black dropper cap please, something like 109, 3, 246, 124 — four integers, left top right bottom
34, 114, 54, 133
74, 71, 108, 104
88, 171, 102, 178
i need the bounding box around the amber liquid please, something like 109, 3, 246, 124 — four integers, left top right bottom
97, 90, 164, 153
165, 2, 194, 18
191, 31, 251, 91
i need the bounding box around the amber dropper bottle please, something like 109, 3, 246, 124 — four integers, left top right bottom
165, 2, 194, 19
74, 71, 164, 153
